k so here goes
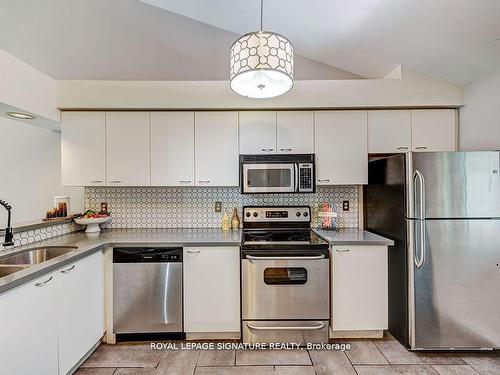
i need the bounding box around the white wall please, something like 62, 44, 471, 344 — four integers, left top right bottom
57, 68, 463, 110
0, 117, 83, 225
459, 70, 500, 150
0, 49, 59, 122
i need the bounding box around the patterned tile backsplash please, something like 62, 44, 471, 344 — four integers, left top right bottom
85, 186, 359, 229
1, 222, 81, 253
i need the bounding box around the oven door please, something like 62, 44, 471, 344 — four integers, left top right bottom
242, 163, 296, 193
242, 255, 329, 320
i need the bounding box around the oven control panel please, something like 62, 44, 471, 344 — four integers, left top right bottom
243, 206, 311, 223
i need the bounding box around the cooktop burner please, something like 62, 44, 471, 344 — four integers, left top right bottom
241, 206, 330, 256
242, 230, 326, 245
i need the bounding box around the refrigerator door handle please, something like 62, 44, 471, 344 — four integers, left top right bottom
414, 169, 426, 268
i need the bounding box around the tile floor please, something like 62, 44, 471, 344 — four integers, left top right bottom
77, 334, 500, 375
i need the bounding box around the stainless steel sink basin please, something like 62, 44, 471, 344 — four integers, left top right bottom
0, 265, 30, 278
0, 246, 78, 266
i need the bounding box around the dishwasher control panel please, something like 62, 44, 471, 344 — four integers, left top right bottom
113, 247, 183, 263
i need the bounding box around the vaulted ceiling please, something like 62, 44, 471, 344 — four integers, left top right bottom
1, 0, 499, 85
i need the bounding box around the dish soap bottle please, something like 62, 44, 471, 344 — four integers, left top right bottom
231, 208, 240, 230
222, 211, 231, 231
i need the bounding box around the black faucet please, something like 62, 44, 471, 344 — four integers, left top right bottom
0, 200, 14, 247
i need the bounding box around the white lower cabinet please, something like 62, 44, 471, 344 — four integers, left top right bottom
58, 252, 105, 374
0, 252, 105, 375
183, 247, 240, 333
331, 245, 388, 331
0, 272, 59, 375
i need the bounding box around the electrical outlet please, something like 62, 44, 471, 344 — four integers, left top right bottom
214, 201, 222, 213
342, 200, 350, 211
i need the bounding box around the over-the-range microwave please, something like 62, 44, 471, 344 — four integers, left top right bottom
240, 154, 315, 194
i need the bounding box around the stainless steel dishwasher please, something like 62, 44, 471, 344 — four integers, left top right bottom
113, 248, 183, 336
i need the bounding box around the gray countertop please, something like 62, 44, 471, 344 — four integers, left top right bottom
314, 228, 394, 246
0, 227, 393, 295
0, 228, 242, 294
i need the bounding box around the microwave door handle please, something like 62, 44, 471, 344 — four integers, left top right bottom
293, 163, 299, 192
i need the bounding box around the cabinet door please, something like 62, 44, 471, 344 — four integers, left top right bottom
314, 111, 368, 185
106, 112, 151, 186
195, 112, 239, 186
332, 245, 388, 330
368, 110, 412, 153
151, 112, 195, 186
411, 109, 456, 152
58, 252, 105, 375
184, 247, 240, 332
61, 111, 106, 186
277, 111, 314, 154
0, 273, 58, 375
239, 111, 276, 154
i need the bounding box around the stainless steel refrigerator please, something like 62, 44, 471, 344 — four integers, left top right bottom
365, 151, 500, 350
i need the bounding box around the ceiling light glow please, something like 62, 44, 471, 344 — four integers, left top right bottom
6, 112, 36, 120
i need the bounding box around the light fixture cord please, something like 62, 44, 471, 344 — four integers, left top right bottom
260, 0, 263, 31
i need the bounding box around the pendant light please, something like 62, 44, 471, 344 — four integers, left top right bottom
230, 0, 294, 98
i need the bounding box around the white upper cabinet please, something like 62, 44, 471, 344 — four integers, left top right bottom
195, 112, 239, 186
368, 110, 412, 153
239, 111, 277, 154
106, 112, 151, 186
411, 109, 457, 152
151, 112, 195, 186
277, 111, 314, 154
62, 112, 106, 186
314, 111, 368, 185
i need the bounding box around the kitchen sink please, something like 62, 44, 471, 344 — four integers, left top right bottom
0, 246, 78, 266
0, 265, 30, 278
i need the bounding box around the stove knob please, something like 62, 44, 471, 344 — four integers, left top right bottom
245, 212, 251, 217
253, 212, 258, 217
303, 211, 309, 217
296, 212, 301, 217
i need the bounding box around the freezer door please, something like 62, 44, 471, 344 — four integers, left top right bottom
408, 151, 500, 218
408, 219, 500, 349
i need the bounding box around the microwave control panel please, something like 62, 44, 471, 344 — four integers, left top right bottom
298, 163, 314, 192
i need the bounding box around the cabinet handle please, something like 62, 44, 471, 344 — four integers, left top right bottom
336, 248, 350, 252
415, 146, 427, 150
317, 179, 331, 183
261, 148, 274, 152
179, 180, 192, 184
397, 146, 409, 150
61, 265, 76, 274
280, 148, 293, 152
35, 276, 53, 287
187, 250, 200, 254
90, 180, 103, 183
198, 180, 210, 184
109, 180, 122, 184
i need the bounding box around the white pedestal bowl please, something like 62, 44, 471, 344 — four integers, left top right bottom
74, 217, 111, 233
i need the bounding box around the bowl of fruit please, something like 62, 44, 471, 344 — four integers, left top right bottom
74, 210, 111, 233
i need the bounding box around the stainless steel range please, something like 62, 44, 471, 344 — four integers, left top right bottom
241, 206, 330, 344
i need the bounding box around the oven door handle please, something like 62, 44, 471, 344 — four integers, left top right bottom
246, 322, 326, 331
245, 255, 325, 260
